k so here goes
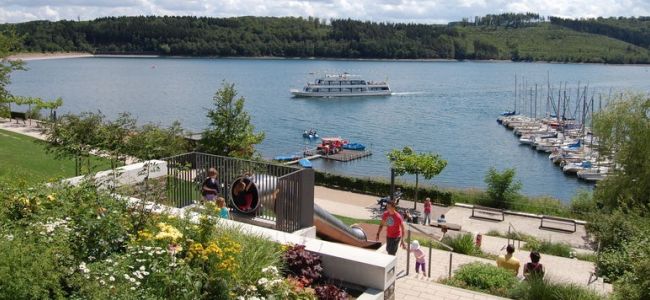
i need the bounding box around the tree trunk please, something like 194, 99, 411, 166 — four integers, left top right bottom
414, 173, 419, 210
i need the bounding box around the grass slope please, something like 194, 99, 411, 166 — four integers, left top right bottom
0, 129, 112, 183
458, 23, 650, 63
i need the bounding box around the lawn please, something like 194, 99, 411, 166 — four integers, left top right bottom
0, 128, 113, 183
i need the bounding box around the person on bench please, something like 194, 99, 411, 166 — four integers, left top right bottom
437, 214, 447, 223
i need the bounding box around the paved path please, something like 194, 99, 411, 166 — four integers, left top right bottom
314, 186, 612, 298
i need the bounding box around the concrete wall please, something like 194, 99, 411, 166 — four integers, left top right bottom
62, 160, 167, 189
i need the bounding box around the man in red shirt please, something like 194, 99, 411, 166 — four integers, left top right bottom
376, 201, 406, 255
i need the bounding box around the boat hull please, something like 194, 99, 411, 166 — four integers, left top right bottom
291, 90, 392, 97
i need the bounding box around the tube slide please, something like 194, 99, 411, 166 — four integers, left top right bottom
314, 203, 382, 249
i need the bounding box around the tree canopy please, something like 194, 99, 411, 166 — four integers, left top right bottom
387, 146, 447, 208
0, 31, 25, 117
199, 82, 265, 159
592, 93, 650, 213
2, 14, 649, 63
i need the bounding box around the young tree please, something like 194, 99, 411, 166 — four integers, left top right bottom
44, 112, 105, 176
199, 82, 265, 158
0, 31, 25, 117
100, 113, 136, 169
483, 167, 522, 209
387, 146, 447, 209
592, 93, 650, 212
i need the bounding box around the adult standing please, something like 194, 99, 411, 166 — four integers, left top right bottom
376, 201, 406, 256
422, 198, 432, 225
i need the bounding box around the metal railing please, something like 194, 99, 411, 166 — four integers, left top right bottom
165, 152, 314, 232
506, 222, 522, 249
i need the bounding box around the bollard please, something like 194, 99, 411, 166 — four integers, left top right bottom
428, 242, 432, 278
448, 252, 453, 278
406, 229, 411, 276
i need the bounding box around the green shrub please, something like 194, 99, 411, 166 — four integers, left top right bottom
442, 233, 480, 256
523, 239, 572, 258
483, 167, 522, 209
509, 277, 603, 300
314, 171, 453, 205
445, 262, 518, 297
569, 190, 598, 217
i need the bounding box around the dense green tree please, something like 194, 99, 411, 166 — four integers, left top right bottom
592, 93, 650, 212
387, 146, 447, 209
199, 82, 264, 159
483, 167, 522, 209
0, 30, 25, 117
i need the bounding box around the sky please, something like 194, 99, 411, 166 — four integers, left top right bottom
1, 0, 649, 24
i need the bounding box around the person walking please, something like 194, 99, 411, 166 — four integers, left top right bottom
376, 201, 406, 256
406, 240, 427, 278
423, 198, 432, 225
496, 244, 521, 276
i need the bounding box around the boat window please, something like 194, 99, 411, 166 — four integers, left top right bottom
381, 87, 389, 90
317, 80, 322, 84
314, 88, 320, 92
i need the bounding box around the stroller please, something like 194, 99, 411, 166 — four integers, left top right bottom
377, 189, 403, 210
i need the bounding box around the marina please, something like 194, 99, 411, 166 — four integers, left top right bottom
496, 79, 612, 183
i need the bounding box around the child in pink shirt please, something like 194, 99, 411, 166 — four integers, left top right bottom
408, 240, 426, 277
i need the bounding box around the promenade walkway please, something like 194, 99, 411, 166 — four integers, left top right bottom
314, 186, 611, 298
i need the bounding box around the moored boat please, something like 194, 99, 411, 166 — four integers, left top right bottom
274, 154, 301, 162
298, 158, 313, 168
342, 143, 366, 151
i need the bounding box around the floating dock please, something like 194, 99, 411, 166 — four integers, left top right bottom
303, 149, 372, 162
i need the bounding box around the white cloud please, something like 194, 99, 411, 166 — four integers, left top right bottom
0, 0, 648, 24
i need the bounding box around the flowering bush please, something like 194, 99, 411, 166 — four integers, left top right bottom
0, 180, 293, 299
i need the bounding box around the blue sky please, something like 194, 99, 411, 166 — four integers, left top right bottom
1, 0, 649, 24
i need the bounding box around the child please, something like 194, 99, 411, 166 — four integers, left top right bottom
201, 168, 220, 202
216, 197, 229, 219
408, 240, 427, 278
423, 198, 432, 225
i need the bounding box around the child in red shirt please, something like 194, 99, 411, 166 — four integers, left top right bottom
376, 201, 406, 255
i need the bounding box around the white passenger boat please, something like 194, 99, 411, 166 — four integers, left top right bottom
291, 73, 391, 97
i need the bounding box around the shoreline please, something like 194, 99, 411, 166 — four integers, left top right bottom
7, 52, 94, 61
7, 52, 650, 66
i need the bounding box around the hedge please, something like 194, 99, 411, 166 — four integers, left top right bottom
314, 171, 453, 206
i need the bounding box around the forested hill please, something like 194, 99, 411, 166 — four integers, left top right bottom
2, 14, 650, 64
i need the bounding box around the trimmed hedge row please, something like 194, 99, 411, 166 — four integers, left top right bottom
314, 171, 453, 206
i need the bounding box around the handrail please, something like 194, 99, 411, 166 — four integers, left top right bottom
506, 222, 522, 249
408, 223, 452, 251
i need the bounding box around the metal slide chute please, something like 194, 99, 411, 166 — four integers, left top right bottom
314, 204, 382, 249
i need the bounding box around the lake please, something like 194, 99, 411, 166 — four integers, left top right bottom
8, 57, 650, 201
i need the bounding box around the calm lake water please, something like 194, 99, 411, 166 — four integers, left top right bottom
8, 57, 650, 201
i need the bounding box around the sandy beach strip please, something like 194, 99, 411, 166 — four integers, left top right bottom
6, 52, 94, 61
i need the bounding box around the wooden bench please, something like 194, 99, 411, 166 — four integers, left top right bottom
429, 222, 462, 231
10, 111, 26, 124
540, 215, 577, 233
471, 205, 505, 221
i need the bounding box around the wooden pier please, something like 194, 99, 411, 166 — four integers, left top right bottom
320, 149, 372, 162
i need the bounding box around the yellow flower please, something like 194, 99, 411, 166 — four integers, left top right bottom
137, 230, 153, 241
47, 194, 56, 202
155, 222, 183, 241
